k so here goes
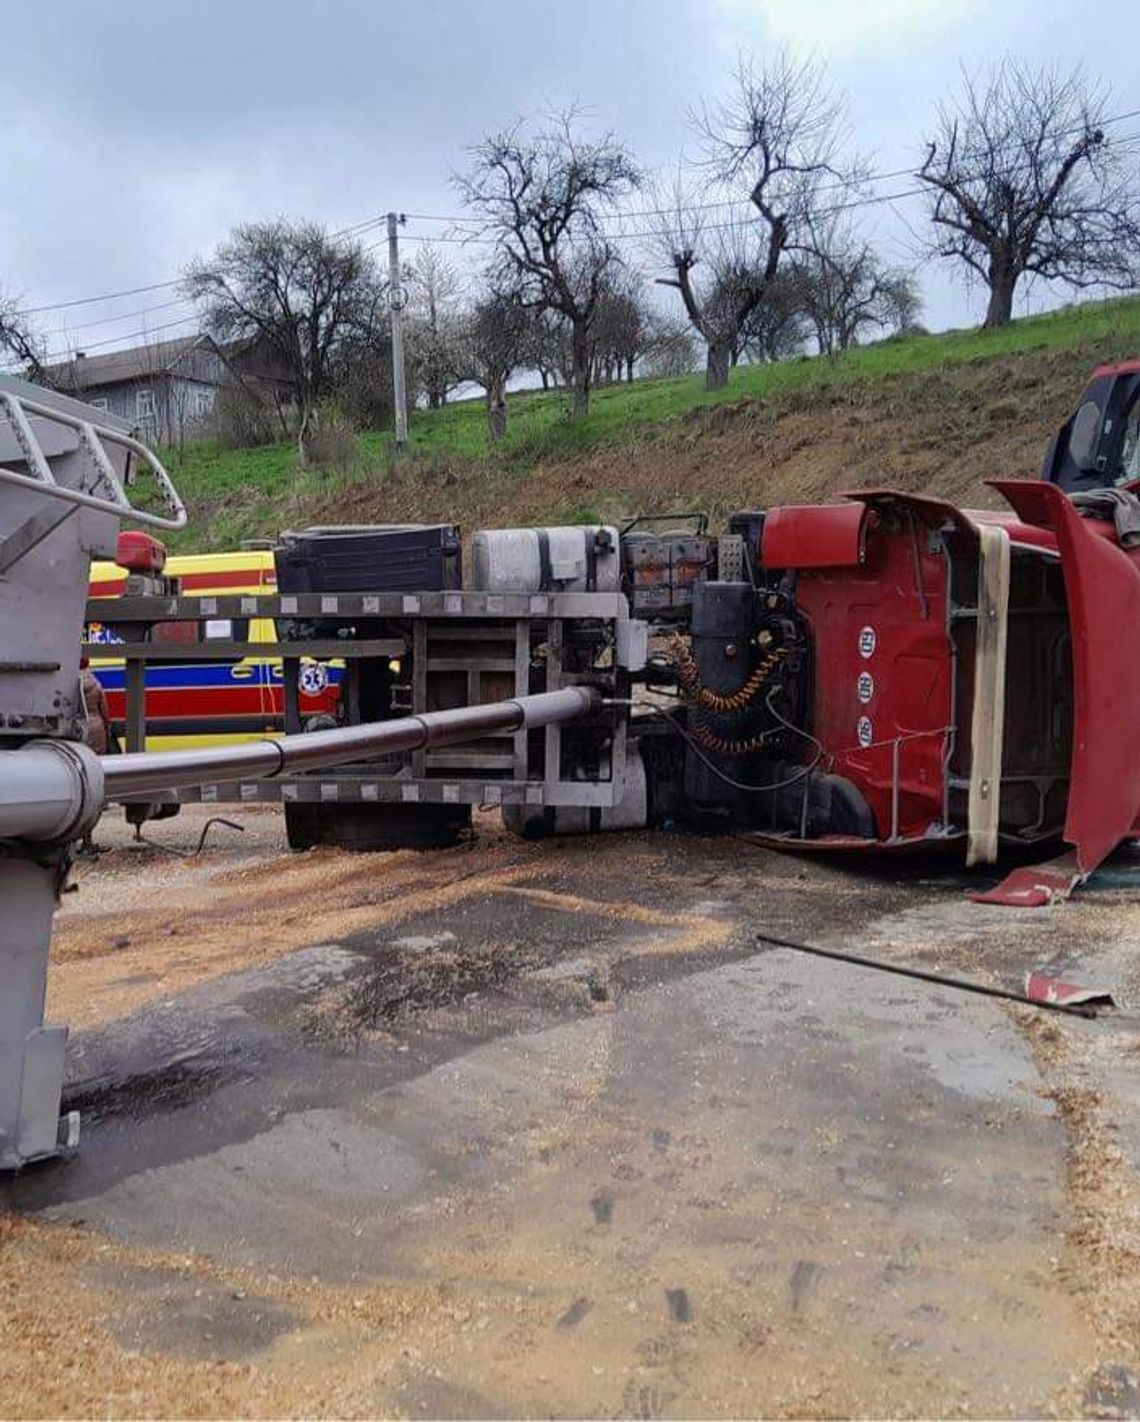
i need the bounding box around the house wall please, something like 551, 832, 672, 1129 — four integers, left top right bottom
58, 339, 297, 445
80, 375, 219, 444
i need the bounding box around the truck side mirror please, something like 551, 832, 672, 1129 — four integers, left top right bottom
1068, 400, 1102, 471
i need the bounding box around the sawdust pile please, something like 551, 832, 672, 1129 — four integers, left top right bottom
1018, 1008, 1140, 1375
0, 1214, 290, 1418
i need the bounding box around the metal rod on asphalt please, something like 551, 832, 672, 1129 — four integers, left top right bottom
755, 931, 1103, 1019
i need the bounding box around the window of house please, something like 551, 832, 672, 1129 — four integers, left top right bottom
136, 387, 156, 421
194, 387, 213, 418
89, 397, 108, 412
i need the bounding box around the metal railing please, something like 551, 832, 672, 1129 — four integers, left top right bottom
0, 388, 187, 531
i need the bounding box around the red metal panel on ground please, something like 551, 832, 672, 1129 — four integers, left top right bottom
761, 504, 868, 569
971, 855, 1085, 907
792, 512, 952, 841
1022, 969, 1115, 1008
991, 479, 1140, 873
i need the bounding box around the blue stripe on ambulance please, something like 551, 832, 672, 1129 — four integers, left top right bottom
95, 664, 345, 691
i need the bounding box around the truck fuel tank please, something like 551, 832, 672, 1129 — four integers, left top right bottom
471, 525, 620, 594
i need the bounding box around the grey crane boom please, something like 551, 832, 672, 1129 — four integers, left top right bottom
101, 687, 600, 800
0, 688, 600, 843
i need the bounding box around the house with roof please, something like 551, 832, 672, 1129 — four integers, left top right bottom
42, 334, 228, 444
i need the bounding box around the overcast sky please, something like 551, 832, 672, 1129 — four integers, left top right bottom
3, 0, 1137, 360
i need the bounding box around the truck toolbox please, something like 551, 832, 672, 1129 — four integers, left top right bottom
274, 524, 461, 595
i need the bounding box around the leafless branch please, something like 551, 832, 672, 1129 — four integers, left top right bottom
916, 59, 1140, 326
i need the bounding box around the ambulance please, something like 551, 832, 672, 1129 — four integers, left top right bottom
87, 542, 343, 750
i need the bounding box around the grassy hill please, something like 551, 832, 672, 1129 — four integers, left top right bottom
157, 296, 1140, 552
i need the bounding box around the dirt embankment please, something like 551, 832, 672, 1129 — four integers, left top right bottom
293, 342, 1109, 535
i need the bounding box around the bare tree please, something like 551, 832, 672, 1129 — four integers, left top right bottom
455, 294, 530, 442
918, 60, 1140, 328
407, 243, 463, 408
0, 292, 46, 380
591, 276, 651, 383
456, 110, 640, 417
793, 222, 921, 355
642, 316, 700, 379
520, 308, 564, 390
183, 220, 386, 457
879, 274, 924, 334
738, 268, 809, 362
655, 184, 764, 387
656, 53, 858, 389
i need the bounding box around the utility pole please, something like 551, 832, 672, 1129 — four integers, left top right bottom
387, 211, 408, 447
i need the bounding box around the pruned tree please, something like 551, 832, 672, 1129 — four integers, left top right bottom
407, 243, 463, 408
655, 185, 764, 387
456, 110, 640, 417
183, 220, 387, 457
918, 60, 1140, 328
656, 53, 859, 389
793, 222, 921, 355
455, 293, 530, 441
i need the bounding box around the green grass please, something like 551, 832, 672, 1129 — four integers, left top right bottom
397, 295, 1140, 458
156, 294, 1140, 551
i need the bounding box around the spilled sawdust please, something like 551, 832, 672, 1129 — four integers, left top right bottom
8, 829, 755, 1419
49, 836, 550, 1031
1016, 1008, 1140, 1376
0, 1207, 520, 1419
495, 883, 737, 959
858, 899, 1140, 1410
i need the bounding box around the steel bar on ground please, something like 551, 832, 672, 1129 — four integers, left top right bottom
755, 931, 1102, 1019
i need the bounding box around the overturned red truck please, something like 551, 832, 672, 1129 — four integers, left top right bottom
645, 361, 1140, 905
73, 362, 1140, 909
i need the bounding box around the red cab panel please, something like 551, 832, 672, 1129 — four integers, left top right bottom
762, 503, 868, 570
992, 479, 1140, 872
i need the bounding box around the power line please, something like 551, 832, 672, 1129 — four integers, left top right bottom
40, 315, 203, 363
403, 104, 1140, 229
49, 296, 198, 337
17, 103, 1140, 337
17, 278, 182, 318
16, 218, 389, 320
399, 140, 1140, 250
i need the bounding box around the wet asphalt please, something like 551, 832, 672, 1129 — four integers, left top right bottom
0, 825, 1125, 1415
